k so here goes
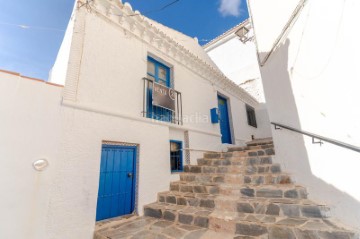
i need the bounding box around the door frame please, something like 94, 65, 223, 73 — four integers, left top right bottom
217, 93, 235, 144
97, 141, 140, 220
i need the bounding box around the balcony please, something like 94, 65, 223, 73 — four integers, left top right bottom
142, 77, 183, 125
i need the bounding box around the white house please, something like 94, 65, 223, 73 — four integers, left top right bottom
0, 0, 271, 238
204, 19, 272, 140
248, 0, 360, 230
204, 19, 264, 103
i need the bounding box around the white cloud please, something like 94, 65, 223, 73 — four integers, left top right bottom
218, 0, 242, 17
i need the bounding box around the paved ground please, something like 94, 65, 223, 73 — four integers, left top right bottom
94, 216, 235, 239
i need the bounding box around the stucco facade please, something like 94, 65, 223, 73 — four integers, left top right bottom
0, 0, 271, 238
249, 0, 360, 230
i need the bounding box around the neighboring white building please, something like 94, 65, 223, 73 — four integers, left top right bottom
249, 0, 360, 230
204, 19, 264, 103
204, 19, 272, 140
0, 0, 271, 238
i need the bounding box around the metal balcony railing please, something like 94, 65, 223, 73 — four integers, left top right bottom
142, 77, 183, 125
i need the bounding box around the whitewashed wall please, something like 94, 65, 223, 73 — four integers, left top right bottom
0, 71, 63, 239
46, 106, 174, 238
0, 1, 272, 239
205, 32, 263, 100
250, 0, 360, 230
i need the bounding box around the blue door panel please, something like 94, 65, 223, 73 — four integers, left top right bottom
218, 95, 232, 144
110, 195, 119, 218
127, 151, 134, 171
119, 194, 126, 215
96, 145, 137, 221
114, 151, 121, 172
103, 197, 111, 219
100, 151, 107, 172
112, 173, 120, 194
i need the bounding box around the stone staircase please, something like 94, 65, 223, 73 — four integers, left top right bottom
144, 139, 358, 238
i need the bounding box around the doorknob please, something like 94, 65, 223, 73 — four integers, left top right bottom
127, 173, 133, 178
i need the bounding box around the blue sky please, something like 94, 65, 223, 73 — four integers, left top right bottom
0, 0, 248, 80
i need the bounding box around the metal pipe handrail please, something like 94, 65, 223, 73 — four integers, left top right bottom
271, 122, 360, 153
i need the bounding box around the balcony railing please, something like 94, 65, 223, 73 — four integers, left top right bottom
142, 77, 183, 125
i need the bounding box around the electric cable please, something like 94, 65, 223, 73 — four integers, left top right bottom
113, 0, 180, 17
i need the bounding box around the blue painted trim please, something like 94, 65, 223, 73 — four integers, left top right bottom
170, 140, 183, 172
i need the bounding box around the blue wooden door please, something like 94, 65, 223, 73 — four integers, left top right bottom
217, 95, 232, 144
96, 145, 136, 221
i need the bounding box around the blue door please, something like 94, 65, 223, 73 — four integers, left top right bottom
217, 95, 232, 144
96, 145, 137, 221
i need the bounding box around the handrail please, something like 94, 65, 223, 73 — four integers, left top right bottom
271, 122, 360, 153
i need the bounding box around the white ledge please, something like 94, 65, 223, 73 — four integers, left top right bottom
62, 99, 222, 138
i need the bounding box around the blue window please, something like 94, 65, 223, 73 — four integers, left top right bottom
147, 56, 171, 87
170, 140, 183, 172
147, 56, 173, 122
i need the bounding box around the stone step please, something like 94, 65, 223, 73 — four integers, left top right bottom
144, 202, 213, 228
217, 197, 330, 219
185, 164, 283, 174
227, 147, 275, 157
165, 184, 307, 200
171, 180, 296, 197
188, 162, 283, 176
177, 172, 292, 187
209, 210, 354, 237
170, 181, 292, 196
218, 184, 306, 198
227, 144, 273, 152
170, 181, 220, 194
185, 164, 245, 173
157, 191, 329, 219
158, 191, 217, 209
197, 155, 274, 167
143, 202, 355, 238
246, 138, 274, 146
180, 172, 243, 184
180, 172, 288, 185
204, 148, 275, 159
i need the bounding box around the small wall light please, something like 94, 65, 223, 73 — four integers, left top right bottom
235, 26, 250, 43
33, 159, 49, 171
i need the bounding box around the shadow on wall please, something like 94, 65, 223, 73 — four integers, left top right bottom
256, 102, 272, 139
259, 39, 360, 229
